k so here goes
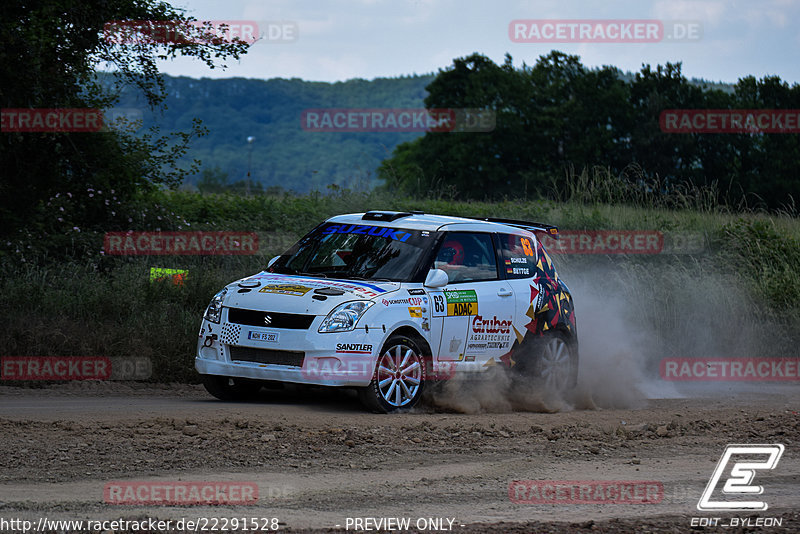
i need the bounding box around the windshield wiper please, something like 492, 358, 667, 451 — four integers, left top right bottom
344, 275, 395, 282
297, 271, 327, 278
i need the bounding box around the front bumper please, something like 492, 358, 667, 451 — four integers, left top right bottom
195, 312, 380, 387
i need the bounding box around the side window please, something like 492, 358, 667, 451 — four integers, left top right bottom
499, 233, 536, 279
433, 232, 497, 283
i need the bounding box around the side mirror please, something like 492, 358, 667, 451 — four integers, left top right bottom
267, 256, 280, 268
424, 268, 448, 288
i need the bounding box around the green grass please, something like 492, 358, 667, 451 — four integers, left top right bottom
1, 190, 798, 383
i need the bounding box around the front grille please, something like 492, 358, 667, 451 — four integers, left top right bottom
228, 346, 305, 367
228, 308, 315, 330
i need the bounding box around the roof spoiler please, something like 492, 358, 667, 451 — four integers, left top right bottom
467, 217, 559, 240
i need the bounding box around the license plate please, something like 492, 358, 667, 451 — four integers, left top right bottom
247, 330, 279, 343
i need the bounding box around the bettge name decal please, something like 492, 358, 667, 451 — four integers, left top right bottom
336, 344, 373, 354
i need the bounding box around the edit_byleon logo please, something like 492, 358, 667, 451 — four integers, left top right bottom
697, 444, 785, 511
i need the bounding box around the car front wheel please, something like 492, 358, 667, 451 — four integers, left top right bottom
359, 335, 427, 413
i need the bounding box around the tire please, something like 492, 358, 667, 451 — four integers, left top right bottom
202, 375, 262, 401
513, 330, 578, 393
359, 334, 427, 413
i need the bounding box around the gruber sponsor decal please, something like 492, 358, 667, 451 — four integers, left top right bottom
469, 316, 513, 349
321, 224, 412, 242
335, 343, 373, 354
258, 284, 312, 296
472, 315, 512, 334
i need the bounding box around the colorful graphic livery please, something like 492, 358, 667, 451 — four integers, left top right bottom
196, 211, 578, 412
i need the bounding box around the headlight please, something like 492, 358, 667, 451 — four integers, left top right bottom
204, 287, 228, 324
318, 301, 374, 333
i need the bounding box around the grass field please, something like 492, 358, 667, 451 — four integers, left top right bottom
1, 189, 798, 383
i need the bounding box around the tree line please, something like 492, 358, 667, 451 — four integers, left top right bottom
379, 52, 799, 210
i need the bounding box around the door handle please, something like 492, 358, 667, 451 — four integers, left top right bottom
497, 288, 513, 297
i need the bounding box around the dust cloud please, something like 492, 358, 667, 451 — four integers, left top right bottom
425, 257, 781, 414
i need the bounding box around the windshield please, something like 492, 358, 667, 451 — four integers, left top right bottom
270, 223, 439, 282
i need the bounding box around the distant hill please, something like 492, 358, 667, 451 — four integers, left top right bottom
112, 72, 735, 193
114, 74, 435, 192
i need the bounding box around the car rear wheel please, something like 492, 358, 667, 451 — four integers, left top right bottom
202, 375, 262, 401
513, 331, 578, 393
359, 335, 427, 413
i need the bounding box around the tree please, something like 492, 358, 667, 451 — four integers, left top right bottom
196, 166, 230, 194
380, 51, 798, 210
380, 52, 634, 200
732, 75, 800, 209
0, 0, 249, 241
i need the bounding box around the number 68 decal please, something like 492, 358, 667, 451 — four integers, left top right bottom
521, 238, 534, 256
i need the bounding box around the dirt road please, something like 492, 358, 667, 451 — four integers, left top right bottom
0, 381, 798, 533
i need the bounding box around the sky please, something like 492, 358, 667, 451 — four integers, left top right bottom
156, 0, 799, 84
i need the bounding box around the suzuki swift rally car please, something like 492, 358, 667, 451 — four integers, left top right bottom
196, 211, 578, 413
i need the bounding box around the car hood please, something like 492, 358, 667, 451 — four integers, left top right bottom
222, 271, 402, 315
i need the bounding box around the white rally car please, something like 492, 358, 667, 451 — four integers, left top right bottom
196, 211, 578, 413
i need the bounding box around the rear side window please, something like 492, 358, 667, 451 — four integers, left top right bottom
499, 233, 536, 279
433, 232, 497, 283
